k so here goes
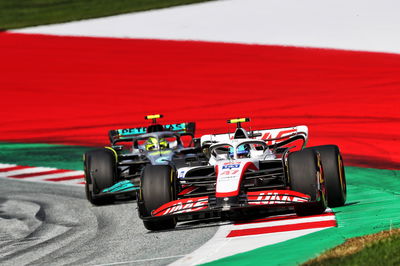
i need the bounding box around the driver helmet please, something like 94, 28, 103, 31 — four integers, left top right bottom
229, 144, 250, 158
145, 137, 158, 151
159, 138, 168, 150
145, 137, 169, 151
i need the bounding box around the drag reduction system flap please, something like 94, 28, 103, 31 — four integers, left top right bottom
108, 119, 196, 144
201, 118, 308, 148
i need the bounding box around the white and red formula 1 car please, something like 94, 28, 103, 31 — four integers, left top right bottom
137, 118, 346, 231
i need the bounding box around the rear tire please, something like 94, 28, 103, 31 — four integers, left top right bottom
84, 149, 116, 206
288, 149, 327, 216
306, 145, 346, 207
139, 165, 177, 231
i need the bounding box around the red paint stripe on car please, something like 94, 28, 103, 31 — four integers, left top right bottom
178, 186, 198, 196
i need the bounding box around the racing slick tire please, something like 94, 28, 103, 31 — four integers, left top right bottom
305, 145, 346, 207
84, 149, 116, 206
288, 149, 327, 216
139, 165, 177, 231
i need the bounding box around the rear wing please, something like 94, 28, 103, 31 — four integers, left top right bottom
109, 122, 196, 144
200, 125, 308, 148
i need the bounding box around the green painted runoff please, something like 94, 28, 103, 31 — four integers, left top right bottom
0, 142, 94, 170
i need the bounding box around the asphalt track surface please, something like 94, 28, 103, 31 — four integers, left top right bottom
0, 178, 218, 266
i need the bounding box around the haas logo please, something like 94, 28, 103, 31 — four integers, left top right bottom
155, 197, 208, 216
262, 129, 296, 145
249, 192, 309, 205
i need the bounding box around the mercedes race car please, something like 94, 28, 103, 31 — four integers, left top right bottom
84, 114, 207, 205
137, 118, 346, 231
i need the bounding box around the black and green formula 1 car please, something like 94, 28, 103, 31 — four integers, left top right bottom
83, 114, 208, 205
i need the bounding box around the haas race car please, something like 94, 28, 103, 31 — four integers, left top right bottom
137, 118, 346, 231
83, 114, 207, 205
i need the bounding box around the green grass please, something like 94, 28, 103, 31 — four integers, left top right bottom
346, 233, 400, 265
0, 0, 213, 30
328, 236, 400, 266
304, 229, 400, 266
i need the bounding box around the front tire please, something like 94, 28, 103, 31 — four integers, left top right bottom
288, 149, 327, 216
306, 145, 346, 207
84, 149, 116, 206
139, 165, 177, 231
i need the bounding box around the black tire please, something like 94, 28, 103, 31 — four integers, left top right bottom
288, 149, 327, 216
305, 145, 346, 207
139, 165, 177, 231
84, 149, 116, 206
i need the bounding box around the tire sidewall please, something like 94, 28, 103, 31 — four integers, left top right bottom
84, 149, 116, 205
288, 149, 327, 215
139, 165, 177, 230
305, 145, 346, 207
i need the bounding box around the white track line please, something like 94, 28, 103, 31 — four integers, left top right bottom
171, 210, 335, 265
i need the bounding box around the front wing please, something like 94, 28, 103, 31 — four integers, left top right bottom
90, 180, 139, 199
144, 190, 311, 220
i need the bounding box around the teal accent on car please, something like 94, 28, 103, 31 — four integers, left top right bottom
116, 123, 188, 137
164, 123, 186, 132
118, 127, 147, 136
102, 180, 139, 193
